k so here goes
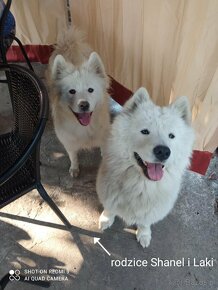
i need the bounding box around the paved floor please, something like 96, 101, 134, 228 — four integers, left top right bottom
0, 63, 217, 290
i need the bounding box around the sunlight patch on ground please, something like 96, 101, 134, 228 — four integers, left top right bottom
16, 256, 37, 267
123, 228, 136, 235
52, 152, 65, 159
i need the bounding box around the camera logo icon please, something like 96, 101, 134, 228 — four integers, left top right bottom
9, 270, 20, 281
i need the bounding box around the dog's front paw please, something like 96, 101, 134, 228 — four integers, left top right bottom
69, 166, 80, 178
136, 228, 151, 248
99, 211, 114, 231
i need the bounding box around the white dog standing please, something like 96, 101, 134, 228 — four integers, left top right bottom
47, 29, 110, 177
97, 88, 194, 248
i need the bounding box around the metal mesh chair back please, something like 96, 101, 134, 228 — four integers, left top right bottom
0, 64, 47, 205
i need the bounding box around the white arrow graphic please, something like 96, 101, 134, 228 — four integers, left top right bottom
94, 237, 111, 256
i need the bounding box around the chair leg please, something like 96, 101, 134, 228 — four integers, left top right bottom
11, 36, 34, 72
37, 183, 71, 229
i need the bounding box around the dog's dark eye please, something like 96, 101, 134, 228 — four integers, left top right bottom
88, 88, 94, 93
69, 89, 76, 95
169, 133, 175, 139
141, 129, 150, 135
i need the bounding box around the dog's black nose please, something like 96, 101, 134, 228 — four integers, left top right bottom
79, 101, 90, 112
153, 145, 171, 161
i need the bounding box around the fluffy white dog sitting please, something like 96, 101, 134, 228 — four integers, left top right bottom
97, 88, 194, 248
47, 29, 110, 177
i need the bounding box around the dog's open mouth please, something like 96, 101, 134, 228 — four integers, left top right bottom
134, 152, 164, 181
69, 107, 93, 126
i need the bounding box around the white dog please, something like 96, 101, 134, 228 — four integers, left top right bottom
97, 88, 194, 248
47, 28, 110, 177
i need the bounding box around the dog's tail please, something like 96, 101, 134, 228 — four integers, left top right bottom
52, 27, 92, 65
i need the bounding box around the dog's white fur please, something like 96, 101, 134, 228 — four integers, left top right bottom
97, 88, 194, 248
47, 28, 110, 177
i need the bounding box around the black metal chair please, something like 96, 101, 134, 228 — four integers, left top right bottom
0, 64, 71, 228
0, 0, 33, 70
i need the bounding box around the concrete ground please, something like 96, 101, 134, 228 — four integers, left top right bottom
0, 63, 217, 290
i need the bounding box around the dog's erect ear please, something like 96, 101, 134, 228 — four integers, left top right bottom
88, 52, 107, 79
133, 87, 150, 104
171, 96, 192, 124
124, 87, 150, 112
52, 54, 68, 80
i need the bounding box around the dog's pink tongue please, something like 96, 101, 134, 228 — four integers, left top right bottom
77, 113, 92, 126
146, 163, 163, 181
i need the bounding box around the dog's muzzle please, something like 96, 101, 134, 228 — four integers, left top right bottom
68, 106, 93, 126
134, 152, 164, 181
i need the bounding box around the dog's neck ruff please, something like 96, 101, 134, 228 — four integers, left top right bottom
134, 152, 164, 181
